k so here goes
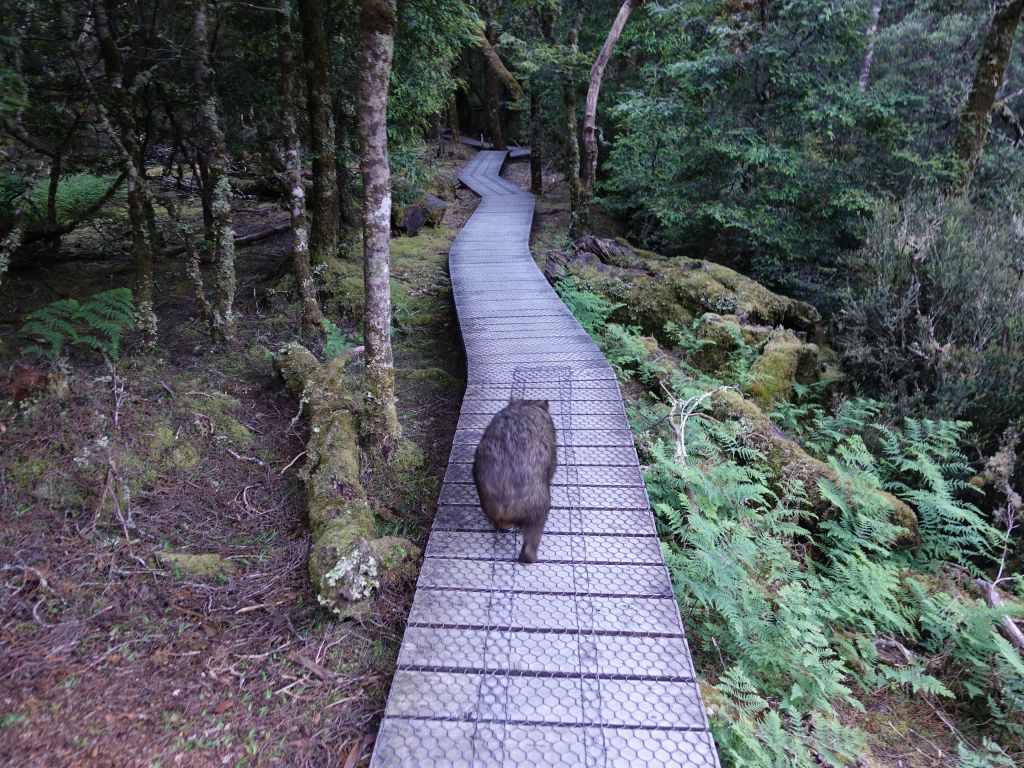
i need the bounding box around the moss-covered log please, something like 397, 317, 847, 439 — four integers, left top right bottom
274, 342, 419, 618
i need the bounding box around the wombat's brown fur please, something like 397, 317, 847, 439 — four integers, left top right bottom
473, 398, 557, 564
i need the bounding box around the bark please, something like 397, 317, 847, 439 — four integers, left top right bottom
953, 0, 1024, 187
858, 0, 883, 92
0, 169, 44, 289
274, 343, 419, 619
447, 97, 460, 138
91, 0, 157, 344
297, 0, 339, 265
580, 0, 642, 225
484, 25, 506, 150
563, 3, 583, 236
193, 0, 237, 341
474, 27, 526, 101
276, 0, 324, 335
357, 0, 402, 453
529, 87, 542, 194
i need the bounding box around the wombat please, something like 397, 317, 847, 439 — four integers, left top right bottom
472, 398, 558, 564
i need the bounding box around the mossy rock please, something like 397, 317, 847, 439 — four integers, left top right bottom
567, 265, 693, 342
157, 551, 237, 577
745, 332, 820, 410
708, 390, 918, 546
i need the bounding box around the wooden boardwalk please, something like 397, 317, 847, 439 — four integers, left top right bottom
370, 151, 719, 767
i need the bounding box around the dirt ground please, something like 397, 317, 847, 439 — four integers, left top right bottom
0, 141, 477, 767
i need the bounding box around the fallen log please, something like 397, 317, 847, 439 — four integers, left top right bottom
159, 223, 290, 259
274, 342, 419, 619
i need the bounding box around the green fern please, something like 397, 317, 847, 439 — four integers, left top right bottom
553, 276, 622, 337
20, 288, 134, 361
322, 319, 360, 359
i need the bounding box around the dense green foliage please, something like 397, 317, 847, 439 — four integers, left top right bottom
559, 277, 1024, 766
835, 193, 1024, 446
597, 1, 1023, 294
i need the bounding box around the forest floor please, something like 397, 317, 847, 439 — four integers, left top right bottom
1, 143, 971, 768
0, 141, 476, 767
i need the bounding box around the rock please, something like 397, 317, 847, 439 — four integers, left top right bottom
550, 238, 822, 345
157, 551, 237, 577
392, 193, 448, 235
573, 235, 647, 269
745, 331, 820, 410
421, 193, 448, 226
398, 205, 427, 236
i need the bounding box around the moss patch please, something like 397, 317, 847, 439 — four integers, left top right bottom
157, 551, 237, 577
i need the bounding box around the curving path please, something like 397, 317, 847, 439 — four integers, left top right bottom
370, 151, 719, 767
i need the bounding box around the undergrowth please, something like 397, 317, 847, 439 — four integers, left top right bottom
557, 278, 1024, 767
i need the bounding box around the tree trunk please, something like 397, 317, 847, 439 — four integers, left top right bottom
46, 153, 62, 253
447, 97, 460, 139
529, 87, 542, 194
563, 3, 583, 236
475, 27, 526, 101
0, 169, 44, 289
859, 0, 883, 92
277, 0, 324, 335
580, 0, 642, 223
92, 0, 157, 344
357, 0, 402, 453
297, 0, 339, 265
953, 0, 1024, 187
484, 25, 506, 150
193, 0, 237, 341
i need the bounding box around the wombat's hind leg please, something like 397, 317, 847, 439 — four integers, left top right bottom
517, 518, 545, 564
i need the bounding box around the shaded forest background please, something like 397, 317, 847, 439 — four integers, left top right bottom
1, 0, 1023, 766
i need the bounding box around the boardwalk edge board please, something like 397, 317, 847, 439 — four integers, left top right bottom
371, 150, 720, 768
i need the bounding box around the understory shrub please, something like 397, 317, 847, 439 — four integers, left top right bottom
835, 193, 1024, 448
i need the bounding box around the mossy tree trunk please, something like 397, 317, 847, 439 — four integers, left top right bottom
193, 0, 237, 341
357, 0, 403, 455
953, 0, 1023, 188
580, 0, 642, 228
91, 0, 157, 344
297, 0, 339, 265
529, 87, 542, 193
562, 2, 584, 236
276, 0, 324, 335
484, 24, 506, 150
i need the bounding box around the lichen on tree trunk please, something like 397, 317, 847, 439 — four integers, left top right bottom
562, 3, 584, 236
276, 0, 324, 335
194, 0, 237, 341
274, 343, 419, 619
357, 0, 403, 455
